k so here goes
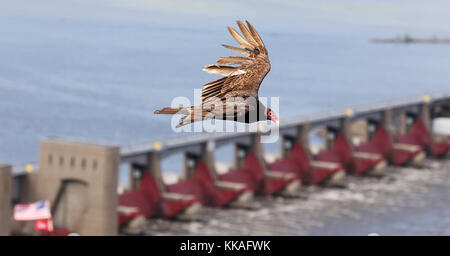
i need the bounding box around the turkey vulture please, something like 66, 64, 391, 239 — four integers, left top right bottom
154, 20, 278, 128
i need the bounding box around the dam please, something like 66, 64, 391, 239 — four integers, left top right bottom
1, 91, 449, 235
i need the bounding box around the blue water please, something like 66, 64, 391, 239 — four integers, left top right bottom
1, 0, 450, 168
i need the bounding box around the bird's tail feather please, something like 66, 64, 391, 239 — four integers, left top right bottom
154, 107, 189, 115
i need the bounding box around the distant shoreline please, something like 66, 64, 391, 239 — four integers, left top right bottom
371, 36, 450, 44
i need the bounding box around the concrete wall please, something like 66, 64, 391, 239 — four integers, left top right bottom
53, 181, 89, 231
0, 164, 12, 236
36, 139, 120, 235
350, 119, 369, 145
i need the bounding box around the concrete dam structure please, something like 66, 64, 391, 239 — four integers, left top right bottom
1, 92, 449, 236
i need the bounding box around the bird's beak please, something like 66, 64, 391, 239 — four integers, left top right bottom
269, 111, 279, 126
272, 116, 280, 126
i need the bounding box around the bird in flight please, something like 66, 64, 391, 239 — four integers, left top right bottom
154, 20, 278, 128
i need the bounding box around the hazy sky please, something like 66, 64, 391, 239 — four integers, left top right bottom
2, 0, 450, 35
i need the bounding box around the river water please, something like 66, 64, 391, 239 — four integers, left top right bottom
1, 0, 450, 165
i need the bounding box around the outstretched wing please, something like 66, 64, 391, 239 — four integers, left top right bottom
201, 20, 271, 103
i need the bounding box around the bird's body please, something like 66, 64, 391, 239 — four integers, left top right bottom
155, 20, 278, 127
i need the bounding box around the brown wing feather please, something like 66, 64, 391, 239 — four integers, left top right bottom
245, 21, 267, 54
227, 26, 254, 50
202, 65, 245, 76
201, 21, 270, 103
237, 21, 258, 47
201, 76, 236, 102
216, 56, 252, 65
221, 44, 250, 56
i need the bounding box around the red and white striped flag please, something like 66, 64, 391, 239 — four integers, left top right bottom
14, 200, 51, 221
35, 219, 54, 232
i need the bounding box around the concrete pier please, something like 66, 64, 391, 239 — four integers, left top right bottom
0, 164, 12, 236
38, 139, 120, 235
12, 139, 120, 236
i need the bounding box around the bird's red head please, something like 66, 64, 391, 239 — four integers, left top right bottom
265, 108, 279, 125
